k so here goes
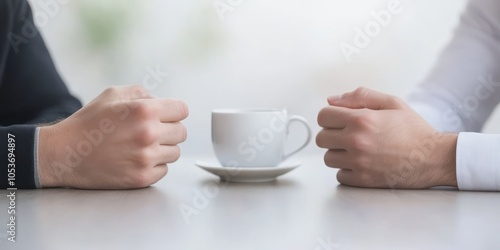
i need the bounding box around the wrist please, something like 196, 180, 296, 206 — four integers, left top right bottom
429, 132, 458, 187
38, 125, 64, 188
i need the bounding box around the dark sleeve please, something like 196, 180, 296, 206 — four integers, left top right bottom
0, 0, 83, 189
0, 125, 37, 189
0, 0, 82, 125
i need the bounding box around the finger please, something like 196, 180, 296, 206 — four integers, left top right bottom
337, 169, 378, 188
159, 122, 187, 145
154, 145, 181, 165
317, 106, 356, 128
144, 99, 189, 122
327, 87, 403, 110
148, 165, 169, 185
336, 169, 358, 186
324, 149, 353, 169
100, 85, 154, 101
316, 129, 348, 149
126, 85, 154, 100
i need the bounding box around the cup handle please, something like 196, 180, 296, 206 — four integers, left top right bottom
283, 115, 312, 160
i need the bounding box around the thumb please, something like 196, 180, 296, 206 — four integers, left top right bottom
100, 85, 154, 101
327, 87, 403, 110
124, 85, 154, 100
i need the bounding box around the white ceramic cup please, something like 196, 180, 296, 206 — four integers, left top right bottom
212, 109, 312, 168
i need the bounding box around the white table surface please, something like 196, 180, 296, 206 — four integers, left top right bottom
1, 155, 500, 250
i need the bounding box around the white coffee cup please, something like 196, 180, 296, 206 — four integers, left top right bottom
212, 109, 312, 168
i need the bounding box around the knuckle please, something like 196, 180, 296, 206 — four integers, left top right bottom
352, 155, 370, 170
127, 85, 148, 99
391, 96, 406, 109
114, 101, 127, 110
132, 170, 151, 188
358, 172, 373, 186
336, 170, 347, 184
131, 84, 147, 92
316, 134, 324, 148
317, 107, 331, 127
337, 169, 352, 186
178, 100, 189, 119
102, 86, 120, 96
132, 102, 155, 119
350, 135, 370, 152
169, 146, 181, 163
323, 150, 337, 168
135, 126, 159, 146
349, 115, 364, 127
350, 113, 375, 129
353, 86, 369, 98
178, 124, 188, 143
167, 99, 189, 121
135, 149, 153, 168
315, 131, 325, 148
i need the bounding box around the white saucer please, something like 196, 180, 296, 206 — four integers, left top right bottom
195, 160, 301, 183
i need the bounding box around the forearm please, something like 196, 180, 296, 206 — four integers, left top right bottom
427, 132, 500, 191
37, 125, 67, 188
427, 133, 458, 187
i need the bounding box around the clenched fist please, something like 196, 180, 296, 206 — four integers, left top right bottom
316, 87, 457, 189
38, 85, 188, 189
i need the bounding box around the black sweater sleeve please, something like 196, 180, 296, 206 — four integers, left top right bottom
1, 125, 37, 188
0, 0, 82, 189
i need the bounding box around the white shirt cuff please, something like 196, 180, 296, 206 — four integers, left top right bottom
457, 132, 500, 191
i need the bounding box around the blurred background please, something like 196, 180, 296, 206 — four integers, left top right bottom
30, 0, 482, 156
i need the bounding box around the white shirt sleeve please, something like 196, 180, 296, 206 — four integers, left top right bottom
407, 0, 500, 191
457, 133, 500, 190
